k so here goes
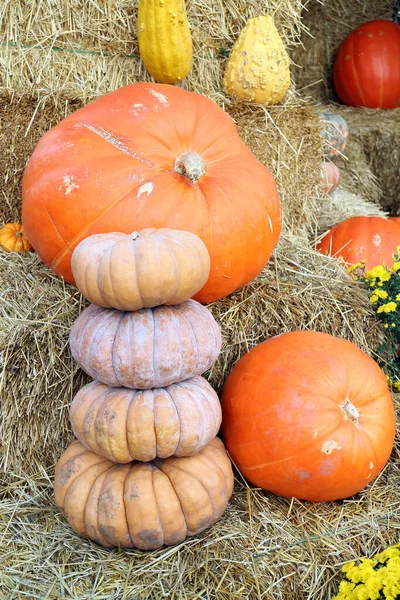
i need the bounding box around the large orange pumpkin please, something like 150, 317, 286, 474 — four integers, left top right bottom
54, 437, 234, 549
21, 83, 281, 303
221, 331, 396, 502
333, 20, 400, 109
317, 216, 400, 271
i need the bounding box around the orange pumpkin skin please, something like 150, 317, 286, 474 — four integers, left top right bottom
221, 331, 395, 502
70, 377, 222, 463
0, 223, 32, 253
69, 300, 221, 389
54, 437, 234, 549
317, 216, 400, 271
320, 162, 340, 194
21, 83, 282, 303
71, 228, 210, 311
333, 20, 400, 109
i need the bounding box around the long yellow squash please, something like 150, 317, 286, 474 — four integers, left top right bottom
137, 0, 193, 84
223, 15, 291, 105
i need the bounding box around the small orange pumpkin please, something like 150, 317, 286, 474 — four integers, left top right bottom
69, 300, 222, 389
71, 228, 210, 310
320, 162, 340, 194
221, 330, 395, 502
316, 216, 400, 271
54, 437, 234, 549
0, 223, 32, 253
70, 377, 222, 463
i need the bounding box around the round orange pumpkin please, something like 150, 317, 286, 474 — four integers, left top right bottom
69, 300, 221, 389
317, 216, 400, 271
333, 20, 400, 109
21, 83, 282, 303
70, 376, 222, 463
320, 162, 340, 194
221, 331, 395, 502
54, 437, 234, 549
0, 223, 32, 253
71, 228, 210, 310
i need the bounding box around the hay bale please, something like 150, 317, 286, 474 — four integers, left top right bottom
316, 188, 388, 235
1, 0, 309, 102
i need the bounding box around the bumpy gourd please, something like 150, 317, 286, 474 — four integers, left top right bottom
223, 15, 290, 104
137, 0, 193, 84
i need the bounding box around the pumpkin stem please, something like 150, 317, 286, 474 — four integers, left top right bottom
174, 152, 206, 185
247, 0, 263, 16
341, 399, 359, 424
131, 231, 139, 240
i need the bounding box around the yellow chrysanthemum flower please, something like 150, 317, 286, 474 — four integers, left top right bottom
377, 302, 397, 314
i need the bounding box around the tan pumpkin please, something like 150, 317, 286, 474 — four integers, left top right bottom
71, 228, 210, 311
69, 300, 221, 389
54, 437, 234, 549
223, 13, 290, 105
70, 376, 222, 463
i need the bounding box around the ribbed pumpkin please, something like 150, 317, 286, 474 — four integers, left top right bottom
333, 19, 400, 109
69, 300, 221, 389
70, 377, 222, 463
137, 0, 192, 84
221, 331, 396, 502
320, 162, 340, 194
223, 14, 291, 104
0, 223, 32, 253
319, 112, 349, 159
54, 437, 234, 549
71, 228, 210, 310
21, 83, 281, 304
317, 216, 400, 271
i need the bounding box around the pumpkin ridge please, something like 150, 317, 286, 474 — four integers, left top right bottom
167, 306, 190, 381
184, 383, 206, 450
97, 464, 127, 546
126, 390, 136, 462
130, 236, 143, 309
161, 387, 181, 457
95, 387, 119, 460
152, 459, 190, 534
74, 306, 106, 367
97, 310, 124, 385
187, 447, 229, 507
162, 239, 180, 304
195, 381, 221, 443
150, 467, 165, 547
59, 453, 111, 509
163, 462, 216, 515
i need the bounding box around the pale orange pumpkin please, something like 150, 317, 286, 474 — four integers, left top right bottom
221, 330, 396, 502
70, 376, 222, 463
54, 437, 234, 549
320, 162, 340, 194
71, 228, 210, 310
0, 223, 32, 253
69, 300, 221, 389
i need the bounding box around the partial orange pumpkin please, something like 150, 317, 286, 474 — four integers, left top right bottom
317, 216, 400, 271
54, 437, 234, 549
21, 83, 282, 303
0, 223, 32, 253
221, 330, 395, 502
70, 377, 222, 463
71, 228, 210, 310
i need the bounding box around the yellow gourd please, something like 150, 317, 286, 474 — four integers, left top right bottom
223, 13, 291, 105
137, 0, 193, 84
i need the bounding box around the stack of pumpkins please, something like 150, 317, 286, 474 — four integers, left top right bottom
54, 228, 234, 550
